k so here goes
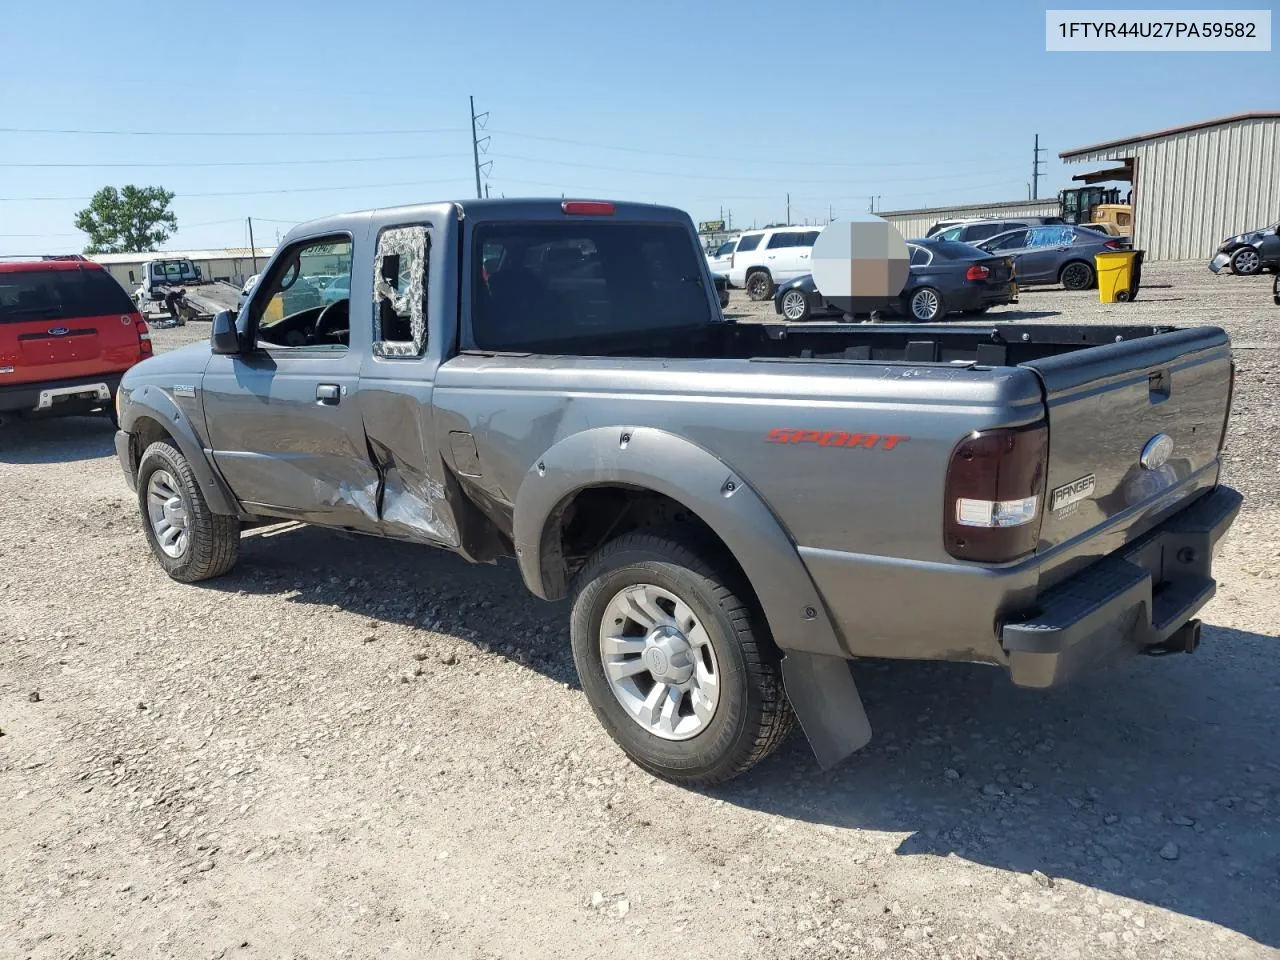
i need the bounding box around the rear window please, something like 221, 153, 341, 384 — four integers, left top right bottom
735, 233, 764, 252
471, 221, 712, 353
930, 240, 992, 259
0, 268, 136, 323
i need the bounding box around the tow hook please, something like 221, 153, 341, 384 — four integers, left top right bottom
1145, 619, 1202, 656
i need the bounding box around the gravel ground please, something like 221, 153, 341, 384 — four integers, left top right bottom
2, 261, 1277, 959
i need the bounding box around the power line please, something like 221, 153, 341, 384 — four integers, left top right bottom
491, 154, 1027, 186
0, 177, 476, 203
0, 153, 471, 169
0, 125, 467, 138
0, 122, 1000, 170
490, 129, 995, 168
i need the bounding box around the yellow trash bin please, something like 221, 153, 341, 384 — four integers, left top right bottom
1095, 249, 1144, 303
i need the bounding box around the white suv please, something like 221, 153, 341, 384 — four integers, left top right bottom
727, 226, 823, 300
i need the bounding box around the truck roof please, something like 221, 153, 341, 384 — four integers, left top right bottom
280, 198, 693, 247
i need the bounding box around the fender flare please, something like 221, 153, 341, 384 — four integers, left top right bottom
512, 425, 847, 661
120, 385, 240, 517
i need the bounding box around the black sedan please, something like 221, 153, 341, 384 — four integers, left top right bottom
1209, 221, 1280, 275
711, 271, 730, 308
773, 239, 1017, 322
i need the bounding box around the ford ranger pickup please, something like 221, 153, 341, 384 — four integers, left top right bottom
114, 199, 1241, 785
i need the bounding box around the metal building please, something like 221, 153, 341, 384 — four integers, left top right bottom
1061, 112, 1280, 261
876, 199, 1061, 241
88, 247, 275, 290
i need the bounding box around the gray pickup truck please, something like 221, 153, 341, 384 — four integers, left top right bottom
114, 198, 1241, 785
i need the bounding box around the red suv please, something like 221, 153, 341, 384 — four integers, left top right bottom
0, 256, 151, 426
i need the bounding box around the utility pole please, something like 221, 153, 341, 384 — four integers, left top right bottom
247, 217, 257, 273
470, 96, 491, 200
786, 193, 791, 224
828, 204, 833, 223
1032, 133, 1045, 200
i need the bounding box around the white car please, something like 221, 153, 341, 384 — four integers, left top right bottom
726, 226, 823, 300
705, 237, 740, 280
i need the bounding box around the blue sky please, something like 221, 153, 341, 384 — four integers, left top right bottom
1, 0, 1275, 254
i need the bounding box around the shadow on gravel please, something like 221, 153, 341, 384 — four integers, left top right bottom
201, 523, 1279, 945
0, 415, 116, 464
208, 522, 579, 686
717, 626, 1280, 947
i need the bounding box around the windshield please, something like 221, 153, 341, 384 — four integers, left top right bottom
0, 268, 136, 322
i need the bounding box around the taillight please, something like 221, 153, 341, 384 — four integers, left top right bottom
1219, 359, 1236, 453
944, 423, 1048, 563
1104, 240, 1123, 250
965, 264, 990, 282
561, 201, 615, 216
134, 316, 152, 355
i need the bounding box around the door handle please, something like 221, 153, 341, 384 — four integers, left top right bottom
316, 383, 341, 405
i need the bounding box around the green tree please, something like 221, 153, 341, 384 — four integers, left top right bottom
74, 185, 178, 254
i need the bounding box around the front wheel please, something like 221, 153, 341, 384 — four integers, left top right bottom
137, 441, 240, 582
745, 271, 774, 301
570, 532, 794, 786
780, 288, 811, 321
1231, 247, 1262, 276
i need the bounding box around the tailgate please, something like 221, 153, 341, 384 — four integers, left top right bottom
1024, 327, 1232, 557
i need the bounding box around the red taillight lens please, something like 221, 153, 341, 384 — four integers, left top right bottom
965, 264, 990, 282
1104, 240, 1123, 250
944, 423, 1048, 563
134, 316, 152, 355
561, 201, 615, 216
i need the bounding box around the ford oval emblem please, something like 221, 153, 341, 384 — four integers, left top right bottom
1140, 433, 1174, 470
48, 326, 69, 336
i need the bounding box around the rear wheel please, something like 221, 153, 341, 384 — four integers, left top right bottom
780, 288, 811, 321
908, 286, 944, 321
570, 531, 793, 786
1231, 247, 1262, 276
137, 441, 240, 583
745, 270, 774, 301
1060, 260, 1095, 290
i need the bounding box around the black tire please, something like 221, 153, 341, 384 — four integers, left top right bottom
745, 270, 774, 301
1115, 290, 1131, 302
1060, 260, 1095, 290
137, 441, 240, 583
569, 531, 794, 786
907, 286, 945, 321
1230, 247, 1262, 276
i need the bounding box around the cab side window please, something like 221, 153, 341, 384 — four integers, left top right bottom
251, 236, 352, 352
372, 225, 429, 358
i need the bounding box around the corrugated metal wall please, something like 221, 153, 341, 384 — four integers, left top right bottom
1064, 117, 1280, 261
877, 199, 1061, 240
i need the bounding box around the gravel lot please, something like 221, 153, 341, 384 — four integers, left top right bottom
2, 261, 1277, 959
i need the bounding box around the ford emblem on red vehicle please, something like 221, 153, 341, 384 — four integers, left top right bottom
47, 327, 69, 336
1140, 433, 1174, 470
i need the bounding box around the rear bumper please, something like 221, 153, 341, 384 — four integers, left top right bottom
1001, 484, 1242, 688
0, 373, 122, 414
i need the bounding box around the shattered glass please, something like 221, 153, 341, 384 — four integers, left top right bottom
372, 226, 429, 358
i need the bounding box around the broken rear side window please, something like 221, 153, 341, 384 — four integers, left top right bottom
372, 225, 429, 358
470, 221, 712, 354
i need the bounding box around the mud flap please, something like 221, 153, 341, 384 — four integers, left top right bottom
781, 651, 872, 770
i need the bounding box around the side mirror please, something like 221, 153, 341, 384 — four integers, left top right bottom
211, 310, 244, 355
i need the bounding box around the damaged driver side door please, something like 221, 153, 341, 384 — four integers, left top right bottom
202, 233, 384, 533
